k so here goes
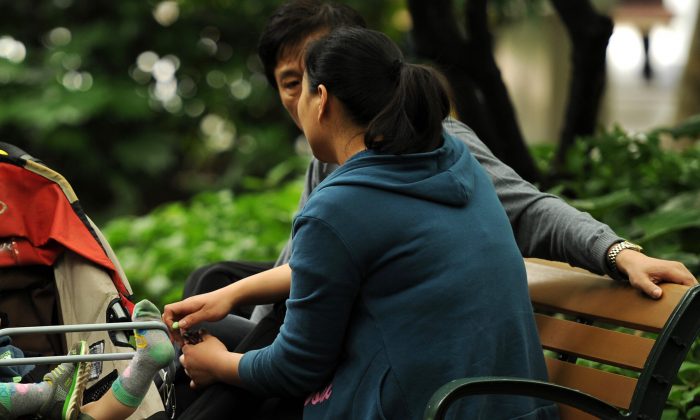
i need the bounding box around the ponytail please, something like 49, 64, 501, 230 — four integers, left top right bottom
305, 27, 451, 155
365, 63, 450, 154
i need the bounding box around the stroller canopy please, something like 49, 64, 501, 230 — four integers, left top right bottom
0, 142, 133, 313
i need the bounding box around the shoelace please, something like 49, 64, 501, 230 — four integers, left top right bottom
45, 365, 67, 385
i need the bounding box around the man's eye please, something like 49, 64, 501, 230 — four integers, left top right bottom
283, 81, 300, 90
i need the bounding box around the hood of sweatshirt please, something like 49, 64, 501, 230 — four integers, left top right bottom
316, 133, 474, 207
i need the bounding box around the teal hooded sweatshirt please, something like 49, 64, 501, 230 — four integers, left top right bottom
239, 133, 558, 419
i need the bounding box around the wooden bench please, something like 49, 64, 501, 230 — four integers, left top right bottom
424, 258, 700, 420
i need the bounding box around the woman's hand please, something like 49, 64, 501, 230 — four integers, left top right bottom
616, 250, 697, 298
180, 334, 241, 388
163, 291, 234, 345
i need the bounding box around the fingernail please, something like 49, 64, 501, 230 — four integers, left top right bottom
654, 288, 662, 298
172, 321, 179, 330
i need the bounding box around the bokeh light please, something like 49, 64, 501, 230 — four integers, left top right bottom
0, 36, 27, 63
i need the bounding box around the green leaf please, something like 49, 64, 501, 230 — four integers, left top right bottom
567, 189, 641, 214
633, 207, 700, 243
662, 408, 679, 420
678, 362, 700, 387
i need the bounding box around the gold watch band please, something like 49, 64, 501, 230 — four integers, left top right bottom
607, 240, 643, 278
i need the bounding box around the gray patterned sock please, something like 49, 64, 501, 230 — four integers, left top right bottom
0, 377, 54, 417
110, 300, 175, 407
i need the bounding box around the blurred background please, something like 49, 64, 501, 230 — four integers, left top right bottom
2, 0, 700, 416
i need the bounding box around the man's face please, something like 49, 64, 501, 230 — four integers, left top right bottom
274, 47, 305, 128
273, 31, 327, 129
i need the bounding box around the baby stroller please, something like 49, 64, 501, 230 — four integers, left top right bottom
0, 142, 167, 419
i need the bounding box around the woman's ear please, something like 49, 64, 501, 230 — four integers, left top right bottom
317, 84, 329, 123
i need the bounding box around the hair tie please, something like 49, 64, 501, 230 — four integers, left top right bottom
390, 59, 404, 79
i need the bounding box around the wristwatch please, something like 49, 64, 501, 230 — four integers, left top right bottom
607, 240, 643, 279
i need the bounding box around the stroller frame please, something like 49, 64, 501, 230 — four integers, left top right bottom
0, 321, 168, 366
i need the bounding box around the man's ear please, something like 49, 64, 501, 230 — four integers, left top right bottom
317, 84, 329, 122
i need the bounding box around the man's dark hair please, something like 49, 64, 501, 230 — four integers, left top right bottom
305, 27, 450, 155
258, 0, 366, 89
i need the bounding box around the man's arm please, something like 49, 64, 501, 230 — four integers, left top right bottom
443, 118, 697, 296
444, 118, 620, 276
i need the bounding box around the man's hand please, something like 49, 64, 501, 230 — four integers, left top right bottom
615, 250, 697, 299
180, 334, 241, 388
163, 290, 234, 345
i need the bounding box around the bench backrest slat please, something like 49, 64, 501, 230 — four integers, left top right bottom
536, 313, 655, 371
545, 358, 637, 410
526, 259, 685, 332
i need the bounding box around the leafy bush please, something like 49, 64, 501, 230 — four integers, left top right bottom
103, 179, 303, 308
537, 115, 700, 419
541, 115, 700, 276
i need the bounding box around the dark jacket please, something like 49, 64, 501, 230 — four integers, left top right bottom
240, 133, 558, 419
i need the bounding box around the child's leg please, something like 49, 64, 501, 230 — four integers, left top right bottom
81, 300, 175, 420
0, 340, 89, 420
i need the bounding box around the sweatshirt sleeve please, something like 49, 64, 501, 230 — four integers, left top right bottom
443, 118, 623, 278
239, 215, 362, 396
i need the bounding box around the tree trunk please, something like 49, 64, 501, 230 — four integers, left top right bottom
549, 0, 613, 174
408, 0, 541, 183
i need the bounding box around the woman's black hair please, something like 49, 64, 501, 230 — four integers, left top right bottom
305, 27, 451, 155
258, 0, 366, 89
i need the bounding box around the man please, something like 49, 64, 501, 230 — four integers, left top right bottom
167, 1, 696, 418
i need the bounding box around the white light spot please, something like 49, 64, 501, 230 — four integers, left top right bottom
163, 54, 180, 70
153, 1, 180, 27
200, 113, 236, 152
230, 78, 252, 100
136, 51, 159, 73
198, 38, 218, 56
164, 96, 183, 113
154, 79, 177, 101
607, 25, 644, 72
0, 36, 27, 63
48, 27, 72, 47
152, 58, 176, 82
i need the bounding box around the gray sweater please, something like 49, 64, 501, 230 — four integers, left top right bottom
276, 118, 622, 277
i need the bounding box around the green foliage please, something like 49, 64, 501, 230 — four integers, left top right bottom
540, 116, 700, 418
0, 0, 405, 223
103, 178, 303, 308
547, 119, 700, 276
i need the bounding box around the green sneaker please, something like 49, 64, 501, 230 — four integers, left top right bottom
38, 340, 90, 420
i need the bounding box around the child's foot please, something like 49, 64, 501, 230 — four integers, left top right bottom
111, 300, 175, 408
39, 340, 90, 420
0, 341, 88, 420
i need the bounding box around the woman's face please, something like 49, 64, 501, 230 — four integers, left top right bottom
298, 71, 334, 162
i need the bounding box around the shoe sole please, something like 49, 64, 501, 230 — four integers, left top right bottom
62, 341, 90, 420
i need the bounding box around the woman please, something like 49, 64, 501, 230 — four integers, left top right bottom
174, 27, 558, 419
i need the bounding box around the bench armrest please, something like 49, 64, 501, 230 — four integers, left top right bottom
423, 377, 623, 420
